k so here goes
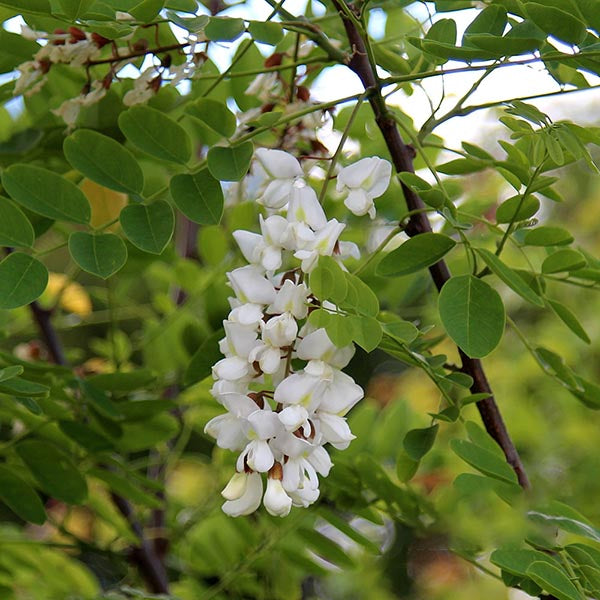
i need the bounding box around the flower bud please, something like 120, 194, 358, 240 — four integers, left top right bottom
264, 474, 292, 517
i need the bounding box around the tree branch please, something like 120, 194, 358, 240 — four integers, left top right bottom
330, 0, 530, 490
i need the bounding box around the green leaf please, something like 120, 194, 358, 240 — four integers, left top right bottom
403, 424, 439, 460
165, 11, 209, 32
396, 450, 420, 482
118, 106, 191, 165
528, 504, 600, 544
343, 273, 379, 317
382, 320, 419, 344
17, 440, 88, 505
437, 158, 487, 174
548, 299, 590, 343
526, 561, 584, 600
117, 413, 179, 452
462, 5, 506, 42
2, 165, 90, 224
0, 253, 48, 309
0, 377, 49, 398
0, 197, 35, 248
207, 142, 254, 181
204, 16, 245, 41
0, 465, 46, 525
56, 0, 95, 19
542, 249, 587, 274
319, 509, 380, 554
170, 169, 224, 224
324, 313, 353, 348
525, 3, 587, 45
120, 201, 174, 255
0, 365, 23, 383
248, 20, 283, 45
63, 129, 144, 195
184, 329, 224, 385
88, 468, 162, 509
496, 194, 540, 223
68, 232, 128, 279
454, 473, 521, 504
185, 98, 237, 138
534, 346, 580, 390
377, 233, 456, 277
491, 548, 561, 577
87, 369, 155, 392
297, 527, 355, 569
438, 275, 505, 358
475, 248, 544, 306
128, 0, 164, 22
80, 380, 123, 420
524, 226, 574, 246
59, 421, 113, 452
450, 439, 518, 484
465, 421, 504, 457
310, 256, 347, 304
348, 315, 382, 352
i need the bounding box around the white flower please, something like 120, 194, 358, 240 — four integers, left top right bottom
255, 148, 303, 209
227, 266, 276, 305
296, 328, 355, 369
336, 157, 393, 219
316, 412, 355, 450
264, 476, 292, 517
267, 280, 310, 320
222, 472, 263, 517
208, 148, 388, 518
294, 219, 346, 272
287, 181, 327, 230
262, 313, 298, 348
123, 67, 158, 106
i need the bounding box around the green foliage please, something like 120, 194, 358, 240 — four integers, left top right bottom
0, 1, 599, 599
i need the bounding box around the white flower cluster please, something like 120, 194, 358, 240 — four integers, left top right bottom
15, 26, 106, 98
205, 149, 392, 517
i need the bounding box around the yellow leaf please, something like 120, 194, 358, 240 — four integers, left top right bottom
46, 273, 92, 317
80, 178, 127, 230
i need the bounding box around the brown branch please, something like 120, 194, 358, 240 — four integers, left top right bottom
330, 0, 530, 490
86, 42, 189, 67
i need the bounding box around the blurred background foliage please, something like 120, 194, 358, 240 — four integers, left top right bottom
1, 0, 600, 598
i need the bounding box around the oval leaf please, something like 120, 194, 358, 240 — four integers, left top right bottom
0, 196, 35, 247
377, 233, 456, 277
118, 105, 191, 165
450, 439, 518, 484
207, 142, 254, 181
185, 98, 236, 138
63, 129, 144, 194
0, 465, 46, 525
526, 561, 584, 600
524, 226, 574, 247
69, 232, 127, 279
496, 194, 540, 223
170, 169, 224, 224
0, 252, 48, 309
438, 275, 505, 358
548, 299, 590, 343
2, 164, 91, 224
120, 201, 174, 254
542, 249, 587, 274
403, 424, 439, 460
475, 248, 544, 306
16, 440, 88, 505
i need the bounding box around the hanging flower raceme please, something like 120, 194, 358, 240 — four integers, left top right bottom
205, 149, 392, 517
